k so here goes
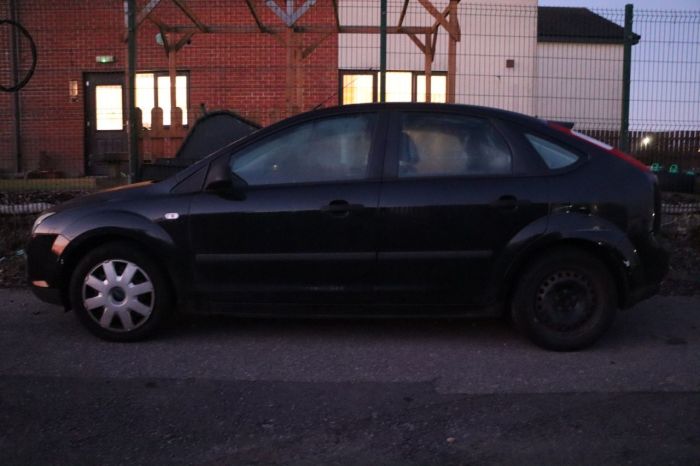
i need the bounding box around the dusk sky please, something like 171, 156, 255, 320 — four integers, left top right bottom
539, 0, 699, 8
540, 0, 699, 130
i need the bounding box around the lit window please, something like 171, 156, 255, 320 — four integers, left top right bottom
135, 73, 155, 128
381, 72, 413, 102
157, 75, 188, 126
416, 75, 447, 103
340, 71, 448, 105
95, 85, 123, 131
135, 72, 188, 128
342, 74, 374, 105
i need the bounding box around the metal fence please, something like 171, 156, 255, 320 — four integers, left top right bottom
0, 1, 699, 194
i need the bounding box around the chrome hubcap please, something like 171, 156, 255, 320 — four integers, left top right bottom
82, 259, 155, 332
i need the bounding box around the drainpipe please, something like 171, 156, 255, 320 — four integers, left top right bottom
10, 0, 22, 173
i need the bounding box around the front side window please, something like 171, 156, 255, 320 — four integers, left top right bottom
398, 113, 512, 178
230, 114, 376, 186
525, 134, 580, 169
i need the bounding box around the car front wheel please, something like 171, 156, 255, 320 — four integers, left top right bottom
69, 242, 170, 341
511, 249, 617, 351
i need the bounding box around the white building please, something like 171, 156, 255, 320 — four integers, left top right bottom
339, 0, 632, 130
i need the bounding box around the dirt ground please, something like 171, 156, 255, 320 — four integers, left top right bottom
2, 190, 700, 294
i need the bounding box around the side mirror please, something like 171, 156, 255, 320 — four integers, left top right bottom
205, 158, 248, 200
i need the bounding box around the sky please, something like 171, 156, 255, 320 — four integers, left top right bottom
540, 0, 699, 130
538, 0, 699, 8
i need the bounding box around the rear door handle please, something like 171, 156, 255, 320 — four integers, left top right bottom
321, 200, 364, 217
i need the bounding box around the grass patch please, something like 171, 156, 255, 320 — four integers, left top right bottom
0, 178, 99, 192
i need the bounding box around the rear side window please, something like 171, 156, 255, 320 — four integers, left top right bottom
398, 113, 512, 178
525, 134, 580, 169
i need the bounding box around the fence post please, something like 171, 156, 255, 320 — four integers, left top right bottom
620, 4, 633, 153
126, 0, 139, 182
379, 0, 387, 102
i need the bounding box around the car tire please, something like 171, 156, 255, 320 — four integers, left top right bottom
69, 242, 171, 341
511, 249, 617, 351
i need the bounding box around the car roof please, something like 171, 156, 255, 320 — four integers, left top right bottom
293, 102, 543, 127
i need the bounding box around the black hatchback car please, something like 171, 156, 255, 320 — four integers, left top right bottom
28, 103, 668, 350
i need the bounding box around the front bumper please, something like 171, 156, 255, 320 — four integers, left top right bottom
29, 281, 63, 305
26, 233, 65, 306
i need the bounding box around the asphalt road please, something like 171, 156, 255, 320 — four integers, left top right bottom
0, 288, 698, 465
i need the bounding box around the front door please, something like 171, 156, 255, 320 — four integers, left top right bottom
85, 72, 127, 176
188, 111, 386, 307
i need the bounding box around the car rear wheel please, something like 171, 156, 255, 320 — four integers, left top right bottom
511, 249, 617, 351
69, 242, 171, 341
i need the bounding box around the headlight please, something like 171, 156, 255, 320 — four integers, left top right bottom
32, 211, 55, 234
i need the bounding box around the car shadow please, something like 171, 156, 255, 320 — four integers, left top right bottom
160, 312, 524, 347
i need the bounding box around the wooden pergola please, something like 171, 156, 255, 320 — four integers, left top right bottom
123, 0, 461, 180
126, 0, 461, 116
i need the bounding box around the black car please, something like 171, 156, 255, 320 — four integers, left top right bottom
27, 103, 668, 350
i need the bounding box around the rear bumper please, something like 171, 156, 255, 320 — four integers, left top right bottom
623, 233, 669, 308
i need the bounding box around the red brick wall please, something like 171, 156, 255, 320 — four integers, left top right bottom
0, 0, 339, 177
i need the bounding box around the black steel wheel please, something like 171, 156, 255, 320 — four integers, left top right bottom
69, 242, 171, 341
511, 249, 617, 351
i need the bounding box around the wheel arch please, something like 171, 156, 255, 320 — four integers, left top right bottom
58, 228, 184, 311
502, 237, 632, 311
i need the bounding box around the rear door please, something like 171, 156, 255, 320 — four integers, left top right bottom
375, 110, 550, 308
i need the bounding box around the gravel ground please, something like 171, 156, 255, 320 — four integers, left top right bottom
1, 288, 699, 465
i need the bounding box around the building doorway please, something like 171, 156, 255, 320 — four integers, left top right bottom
85, 72, 127, 176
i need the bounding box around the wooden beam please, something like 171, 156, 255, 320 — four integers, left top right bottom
123, 0, 161, 42
300, 31, 334, 59
136, 0, 161, 28
429, 5, 451, 34
171, 0, 209, 32
172, 31, 195, 52
406, 33, 426, 54
157, 24, 170, 55
397, 0, 410, 29
331, 0, 341, 32
244, 0, 267, 33
163, 24, 435, 34
418, 0, 458, 41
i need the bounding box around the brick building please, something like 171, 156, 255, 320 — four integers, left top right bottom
0, 0, 338, 177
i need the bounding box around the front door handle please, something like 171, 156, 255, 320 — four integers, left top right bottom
321, 200, 364, 217
491, 195, 520, 212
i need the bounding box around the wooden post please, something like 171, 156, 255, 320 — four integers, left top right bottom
446, 0, 458, 103
168, 43, 177, 125
285, 28, 294, 116
424, 33, 432, 102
